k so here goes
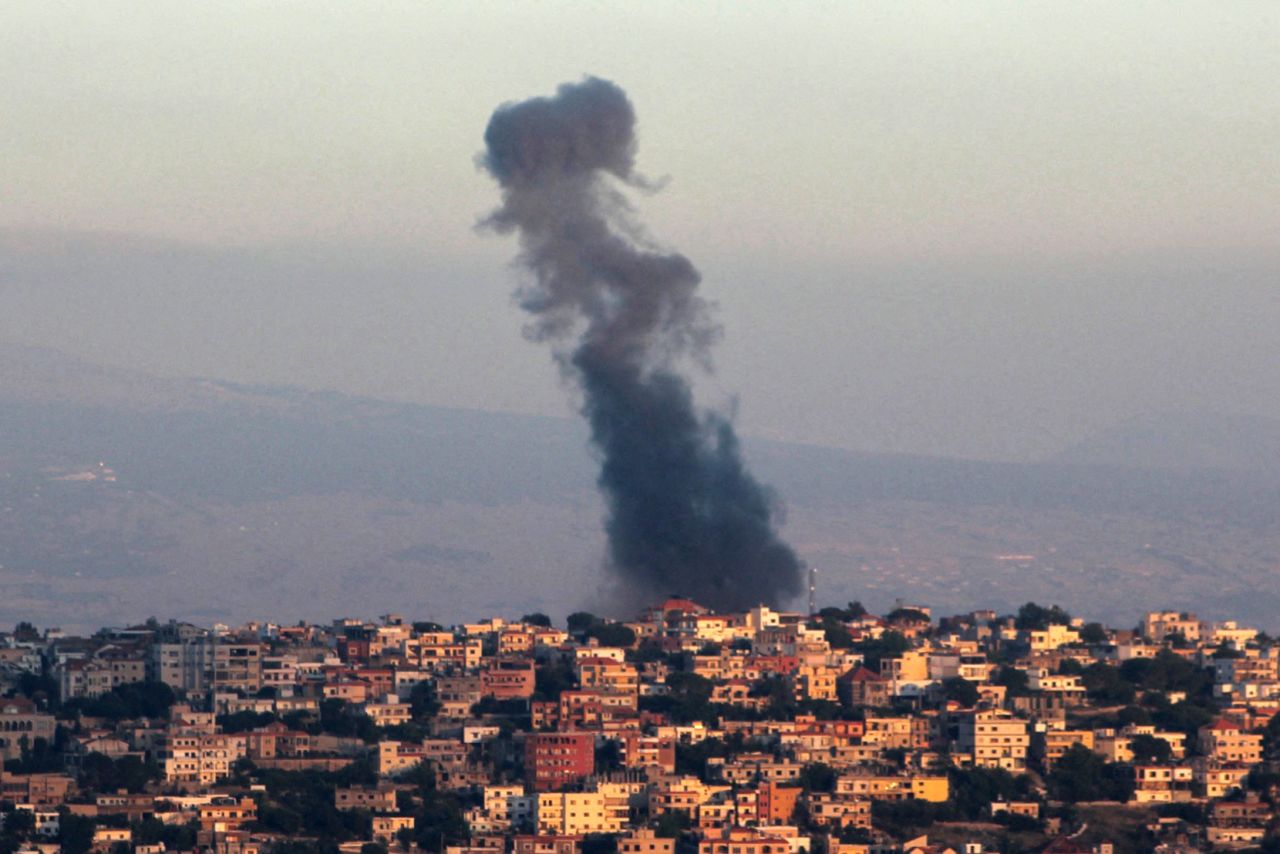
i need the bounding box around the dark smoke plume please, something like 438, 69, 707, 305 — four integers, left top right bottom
481, 77, 802, 611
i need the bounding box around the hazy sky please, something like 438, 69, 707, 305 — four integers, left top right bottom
2, 2, 1278, 460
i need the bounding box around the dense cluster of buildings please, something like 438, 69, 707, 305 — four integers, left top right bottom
0, 599, 1278, 853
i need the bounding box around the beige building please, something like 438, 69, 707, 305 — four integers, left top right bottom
1038, 729, 1094, 767
1198, 720, 1262, 765
860, 716, 914, 750
1093, 725, 1185, 763
212, 642, 263, 695
364, 694, 412, 728
0, 698, 56, 761
372, 815, 416, 843
878, 650, 928, 682
336, 785, 398, 813
1142, 611, 1201, 644
834, 774, 947, 802
792, 665, 839, 703
577, 657, 639, 696
1131, 765, 1194, 804
531, 782, 640, 836
160, 731, 247, 786
620, 828, 675, 854
150, 639, 215, 696
56, 649, 147, 700
957, 710, 1029, 771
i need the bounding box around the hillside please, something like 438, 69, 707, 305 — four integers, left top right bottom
1, 343, 1278, 631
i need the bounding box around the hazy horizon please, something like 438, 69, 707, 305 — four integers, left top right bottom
3, 3, 1279, 462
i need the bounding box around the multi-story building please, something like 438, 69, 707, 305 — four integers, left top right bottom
0, 698, 56, 761
698, 826, 798, 854
150, 639, 215, 696
957, 709, 1029, 771
525, 732, 595, 792
1141, 612, 1201, 644
159, 730, 247, 787
56, 647, 147, 700
535, 790, 625, 835
1198, 719, 1262, 765
1037, 729, 1094, 767
619, 828, 675, 854
212, 642, 263, 695
621, 734, 676, 772
364, 693, 412, 728
861, 716, 915, 750
577, 657, 639, 696
261, 655, 299, 692
483, 659, 537, 700
335, 785, 398, 813
1131, 765, 1194, 804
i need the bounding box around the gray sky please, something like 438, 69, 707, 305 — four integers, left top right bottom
2, 2, 1278, 460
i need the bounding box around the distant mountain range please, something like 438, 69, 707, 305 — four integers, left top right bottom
1053, 410, 1280, 476
2, 342, 1278, 631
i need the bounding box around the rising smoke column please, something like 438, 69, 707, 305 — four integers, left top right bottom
481, 77, 802, 611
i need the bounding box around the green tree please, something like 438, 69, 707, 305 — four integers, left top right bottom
584, 623, 636, 648
409, 680, 440, 720
993, 666, 1031, 698
1117, 705, 1152, 727
674, 737, 736, 781
855, 631, 910, 671
582, 833, 618, 854
534, 659, 577, 701
1048, 745, 1133, 802
57, 810, 96, 854
947, 766, 1023, 820
66, 680, 175, 722
799, 762, 837, 793
1130, 734, 1172, 764
520, 613, 552, 627
940, 677, 980, 707
412, 790, 469, 852
133, 817, 197, 848
2, 807, 35, 838
1081, 663, 1136, 705
219, 710, 277, 733
661, 672, 715, 724
886, 608, 930, 625
1119, 649, 1211, 697
78, 753, 158, 794
1151, 700, 1214, 739
1080, 622, 1108, 644
1015, 602, 1072, 631
654, 810, 691, 838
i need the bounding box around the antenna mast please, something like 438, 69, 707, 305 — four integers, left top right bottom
808, 565, 817, 616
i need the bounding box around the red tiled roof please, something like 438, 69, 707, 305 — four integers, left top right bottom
658, 598, 706, 613
841, 667, 885, 683
1205, 718, 1241, 731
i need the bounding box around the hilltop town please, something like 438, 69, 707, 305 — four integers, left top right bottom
2, 599, 1278, 854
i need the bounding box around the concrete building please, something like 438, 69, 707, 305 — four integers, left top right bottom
957, 710, 1029, 772
525, 732, 595, 792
